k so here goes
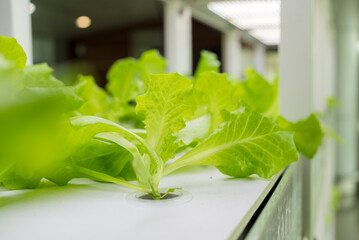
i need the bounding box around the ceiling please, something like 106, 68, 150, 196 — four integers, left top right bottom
190, 0, 279, 46
30, 0, 273, 47
31, 0, 163, 38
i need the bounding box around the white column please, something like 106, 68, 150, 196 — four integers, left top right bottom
312, 1, 336, 239
0, 0, 33, 65
222, 29, 241, 79
281, 0, 338, 239
280, 0, 314, 239
280, 0, 313, 121
313, 0, 336, 113
164, 0, 192, 75
254, 42, 266, 75
334, 0, 358, 180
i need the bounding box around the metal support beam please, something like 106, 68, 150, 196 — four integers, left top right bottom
222, 29, 241, 79
0, 0, 33, 64
164, 0, 192, 75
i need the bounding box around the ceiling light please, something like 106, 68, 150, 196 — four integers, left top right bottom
29, 2, 36, 14
208, 1, 281, 45
76, 16, 91, 29
208, 0, 280, 24
230, 17, 279, 30
249, 27, 280, 45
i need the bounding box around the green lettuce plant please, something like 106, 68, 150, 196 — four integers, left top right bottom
0, 36, 324, 199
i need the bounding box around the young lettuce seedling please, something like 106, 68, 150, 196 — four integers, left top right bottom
70, 73, 300, 199
0, 36, 325, 200
67, 53, 325, 199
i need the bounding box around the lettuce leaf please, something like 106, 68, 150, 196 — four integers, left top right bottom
136, 73, 193, 162
192, 71, 236, 131
106, 58, 140, 102
139, 49, 166, 84
0, 36, 318, 198
105, 50, 166, 127
0, 97, 79, 189
166, 103, 299, 179
106, 49, 166, 101
276, 114, 324, 159
76, 75, 121, 122
22, 63, 64, 88
194, 50, 220, 80
175, 114, 211, 145
0, 36, 26, 69
233, 69, 278, 118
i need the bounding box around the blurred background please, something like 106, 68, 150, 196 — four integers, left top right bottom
29, 0, 278, 87
1, 0, 359, 239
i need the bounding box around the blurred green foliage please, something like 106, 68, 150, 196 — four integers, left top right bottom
0, 38, 325, 199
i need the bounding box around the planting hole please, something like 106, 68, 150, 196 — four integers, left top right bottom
138, 192, 179, 200
126, 189, 192, 207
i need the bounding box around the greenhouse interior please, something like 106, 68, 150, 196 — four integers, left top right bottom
0, 0, 358, 239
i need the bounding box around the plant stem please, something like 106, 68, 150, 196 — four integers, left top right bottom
164, 154, 198, 176
72, 164, 150, 193
150, 185, 161, 200
101, 125, 163, 198
113, 124, 164, 187
70, 117, 164, 197
164, 161, 189, 176
96, 132, 162, 198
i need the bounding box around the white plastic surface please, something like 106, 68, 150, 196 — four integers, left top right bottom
0, 166, 272, 240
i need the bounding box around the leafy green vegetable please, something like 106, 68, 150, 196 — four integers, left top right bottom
107, 49, 166, 100
138, 49, 166, 84
192, 71, 236, 131
105, 50, 166, 127
0, 35, 323, 200
20, 86, 83, 112
72, 138, 133, 177
0, 93, 78, 189
0, 50, 83, 190
175, 114, 211, 145
194, 50, 220, 80
67, 116, 163, 198
136, 73, 193, 162
45, 139, 135, 186
76, 75, 121, 121
96, 132, 153, 190
44, 162, 81, 186
106, 58, 140, 102
0, 37, 100, 189
0, 36, 27, 69
276, 114, 324, 159
22, 63, 64, 88
233, 68, 278, 118
165, 103, 299, 179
